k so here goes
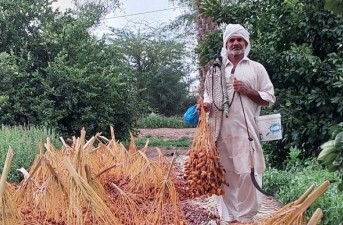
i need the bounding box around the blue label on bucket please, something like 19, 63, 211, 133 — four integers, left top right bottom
266, 123, 281, 137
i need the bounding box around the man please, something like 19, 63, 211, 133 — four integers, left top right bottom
202, 23, 275, 224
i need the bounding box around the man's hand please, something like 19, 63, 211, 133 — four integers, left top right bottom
203, 103, 210, 112
233, 77, 250, 94
233, 78, 269, 106
197, 102, 210, 114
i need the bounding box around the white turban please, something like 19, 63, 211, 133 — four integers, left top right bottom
220, 24, 250, 64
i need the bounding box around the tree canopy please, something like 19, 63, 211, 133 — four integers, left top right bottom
0, 0, 196, 139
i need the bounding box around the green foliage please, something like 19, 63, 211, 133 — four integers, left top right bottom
0, 125, 59, 183
196, 30, 222, 65
264, 155, 343, 224
108, 28, 196, 117
0, 0, 138, 140
137, 113, 193, 128
198, 0, 343, 164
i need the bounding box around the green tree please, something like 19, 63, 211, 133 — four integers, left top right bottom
0, 0, 137, 139
108, 27, 196, 116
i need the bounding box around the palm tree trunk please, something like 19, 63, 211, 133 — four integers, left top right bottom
195, 0, 217, 97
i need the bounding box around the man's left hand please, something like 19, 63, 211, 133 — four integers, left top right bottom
233, 77, 250, 95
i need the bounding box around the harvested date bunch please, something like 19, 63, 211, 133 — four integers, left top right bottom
184, 103, 227, 198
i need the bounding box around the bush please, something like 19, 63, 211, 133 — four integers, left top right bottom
123, 136, 192, 149
263, 149, 343, 224
137, 113, 194, 128
0, 125, 60, 183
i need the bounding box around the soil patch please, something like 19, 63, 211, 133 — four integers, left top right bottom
138, 128, 196, 139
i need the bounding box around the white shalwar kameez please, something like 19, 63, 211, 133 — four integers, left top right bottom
203, 24, 275, 223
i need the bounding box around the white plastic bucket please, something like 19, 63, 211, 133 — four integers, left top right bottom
256, 113, 282, 141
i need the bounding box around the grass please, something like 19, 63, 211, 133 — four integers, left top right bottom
123, 136, 192, 149
263, 148, 343, 225
137, 113, 195, 128
0, 124, 60, 183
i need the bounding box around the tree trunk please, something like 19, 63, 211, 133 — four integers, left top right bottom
195, 0, 217, 98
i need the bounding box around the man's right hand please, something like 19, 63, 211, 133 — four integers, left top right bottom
197, 102, 210, 114
203, 102, 210, 112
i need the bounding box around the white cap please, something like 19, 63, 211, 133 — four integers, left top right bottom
220, 24, 250, 64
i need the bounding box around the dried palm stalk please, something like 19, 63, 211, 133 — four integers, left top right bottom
16, 154, 69, 224
153, 147, 180, 190
109, 182, 146, 225
77, 132, 113, 181
84, 164, 106, 200
100, 139, 131, 180
64, 157, 122, 225
88, 136, 126, 181
155, 147, 170, 166
40, 137, 68, 175
87, 142, 111, 173
65, 131, 110, 204
184, 104, 226, 197
91, 130, 130, 193
15, 156, 44, 206
100, 127, 130, 168
261, 181, 330, 225
128, 132, 138, 155
126, 144, 165, 195
30, 157, 69, 223
0, 148, 24, 225
147, 156, 186, 225
307, 208, 323, 225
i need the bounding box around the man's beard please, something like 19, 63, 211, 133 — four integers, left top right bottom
227, 45, 246, 56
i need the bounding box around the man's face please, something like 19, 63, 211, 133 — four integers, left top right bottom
226, 36, 246, 56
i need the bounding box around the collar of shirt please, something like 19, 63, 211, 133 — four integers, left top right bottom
225, 57, 250, 67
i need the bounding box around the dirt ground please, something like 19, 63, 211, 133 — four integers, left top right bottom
138, 128, 196, 139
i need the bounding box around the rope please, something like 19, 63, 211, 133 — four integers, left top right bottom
211, 58, 235, 112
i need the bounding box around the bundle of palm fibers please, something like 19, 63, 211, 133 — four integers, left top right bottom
94, 138, 131, 193
260, 181, 330, 225
84, 164, 107, 201
87, 128, 130, 185
0, 148, 24, 225
184, 105, 226, 198
107, 182, 146, 225
67, 132, 109, 202
99, 139, 131, 196
40, 138, 69, 186
128, 132, 138, 155
88, 135, 128, 183
126, 144, 166, 197
15, 153, 69, 224
29, 157, 69, 224
152, 147, 182, 195
147, 147, 172, 171
87, 142, 112, 173
15, 155, 44, 207
19, 131, 104, 224
146, 156, 187, 225
1, 183, 23, 225
64, 157, 122, 225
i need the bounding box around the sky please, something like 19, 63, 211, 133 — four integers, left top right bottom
53, 0, 184, 35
